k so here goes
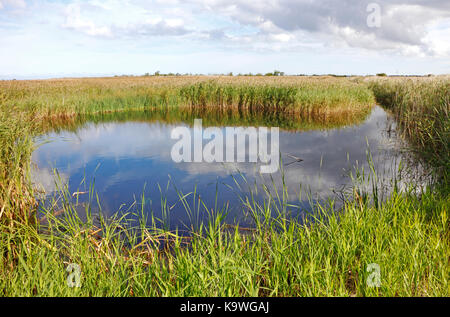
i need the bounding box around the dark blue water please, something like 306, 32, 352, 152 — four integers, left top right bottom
32, 106, 403, 229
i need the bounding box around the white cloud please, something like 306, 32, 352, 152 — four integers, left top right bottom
423, 18, 450, 57
61, 2, 193, 38
53, 0, 450, 56
62, 3, 113, 37
0, 0, 26, 10
271, 33, 292, 42
179, 0, 450, 56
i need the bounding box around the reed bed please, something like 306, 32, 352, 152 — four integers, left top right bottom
1, 76, 374, 121
367, 76, 449, 187
180, 81, 372, 124
0, 107, 37, 228
0, 173, 448, 296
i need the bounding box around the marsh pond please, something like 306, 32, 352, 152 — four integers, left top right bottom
32, 106, 414, 229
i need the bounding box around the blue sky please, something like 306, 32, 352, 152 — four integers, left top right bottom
1, 0, 449, 79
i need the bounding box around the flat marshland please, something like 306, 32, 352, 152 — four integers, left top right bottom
0, 75, 448, 296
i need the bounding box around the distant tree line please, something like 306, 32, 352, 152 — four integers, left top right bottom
112, 71, 435, 78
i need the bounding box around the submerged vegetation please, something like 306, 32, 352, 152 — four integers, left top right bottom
0, 75, 448, 296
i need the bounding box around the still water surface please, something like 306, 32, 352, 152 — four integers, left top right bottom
32, 106, 403, 228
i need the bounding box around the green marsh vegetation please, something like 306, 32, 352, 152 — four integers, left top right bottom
0, 75, 448, 296
368, 77, 449, 187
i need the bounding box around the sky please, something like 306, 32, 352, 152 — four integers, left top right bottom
1, 0, 450, 79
